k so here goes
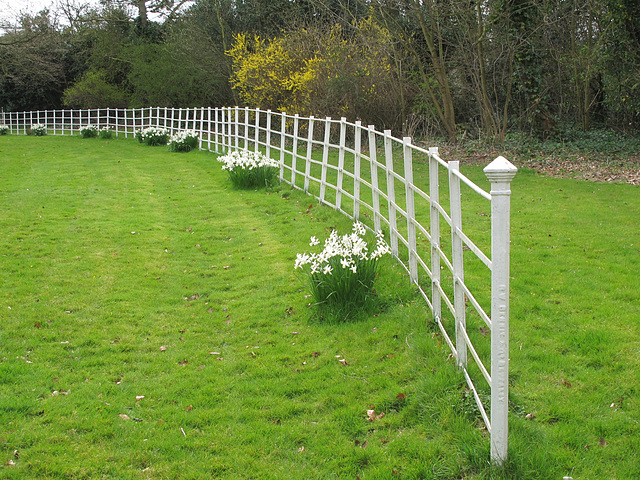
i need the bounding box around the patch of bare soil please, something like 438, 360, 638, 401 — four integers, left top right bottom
440, 146, 640, 186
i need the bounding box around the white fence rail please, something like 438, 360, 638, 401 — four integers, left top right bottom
1, 107, 517, 464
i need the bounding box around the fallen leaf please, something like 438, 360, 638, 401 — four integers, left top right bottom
599, 438, 607, 447
119, 414, 130, 420
561, 379, 572, 388
209, 351, 221, 355
178, 359, 188, 366
396, 393, 406, 400
186, 405, 193, 411
297, 446, 305, 453
135, 396, 145, 401
525, 413, 535, 420
339, 359, 348, 366
367, 409, 385, 421
160, 346, 167, 351
4, 460, 15, 467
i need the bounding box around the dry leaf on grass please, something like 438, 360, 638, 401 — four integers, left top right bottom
367, 409, 385, 421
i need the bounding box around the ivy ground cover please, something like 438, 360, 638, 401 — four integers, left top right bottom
0, 135, 638, 479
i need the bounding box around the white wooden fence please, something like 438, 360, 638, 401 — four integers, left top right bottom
1, 107, 517, 464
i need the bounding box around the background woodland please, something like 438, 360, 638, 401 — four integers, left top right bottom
1, 0, 639, 142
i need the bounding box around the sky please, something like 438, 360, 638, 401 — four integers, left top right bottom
0, 0, 100, 25
1, 0, 58, 20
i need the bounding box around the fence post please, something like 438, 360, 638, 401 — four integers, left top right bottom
279, 113, 286, 182
254, 108, 260, 153
368, 126, 381, 233
291, 114, 300, 186
403, 137, 418, 283
320, 117, 331, 205
353, 121, 363, 220
384, 130, 398, 257
483, 156, 517, 466
449, 161, 467, 369
336, 118, 347, 213
244, 106, 249, 151
429, 148, 442, 323
266, 110, 272, 160
304, 116, 315, 193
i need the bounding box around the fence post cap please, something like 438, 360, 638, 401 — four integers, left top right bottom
483, 156, 517, 182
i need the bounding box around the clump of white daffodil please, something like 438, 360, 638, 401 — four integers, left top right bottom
168, 130, 199, 152
218, 150, 279, 189
295, 221, 390, 319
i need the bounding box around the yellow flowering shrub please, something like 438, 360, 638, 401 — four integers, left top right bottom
228, 18, 406, 130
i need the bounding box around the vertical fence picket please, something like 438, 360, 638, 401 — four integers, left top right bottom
384, 130, 398, 257
243, 107, 249, 151
429, 148, 442, 323
279, 113, 286, 181
449, 161, 467, 369
336, 118, 347, 214
266, 110, 272, 160
234, 107, 240, 151
254, 109, 260, 153
403, 137, 418, 283
291, 114, 300, 186
368, 126, 382, 233
353, 121, 362, 220
304, 117, 314, 193
320, 117, 331, 206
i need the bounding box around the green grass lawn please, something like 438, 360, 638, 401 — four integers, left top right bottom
0, 135, 638, 479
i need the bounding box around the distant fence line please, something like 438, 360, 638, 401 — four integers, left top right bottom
2, 106, 517, 465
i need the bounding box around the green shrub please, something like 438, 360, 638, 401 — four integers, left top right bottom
0, 125, 9, 135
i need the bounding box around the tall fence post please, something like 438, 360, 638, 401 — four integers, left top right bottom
429, 147, 442, 324
336, 118, 347, 213
291, 114, 300, 186
449, 161, 467, 369
265, 110, 272, 160
304, 116, 314, 193
319, 117, 331, 205
353, 121, 363, 220
403, 137, 418, 284
484, 156, 517, 466
368, 126, 381, 233
254, 108, 260, 153
384, 130, 398, 257
279, 112, 286, 181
